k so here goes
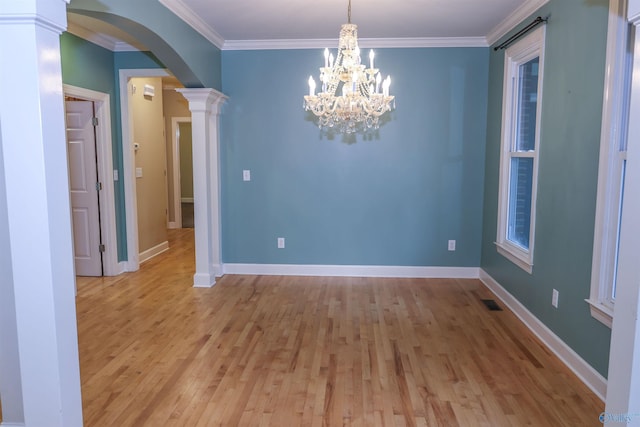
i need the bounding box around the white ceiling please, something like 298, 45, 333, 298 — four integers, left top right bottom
68, 0, 549, 51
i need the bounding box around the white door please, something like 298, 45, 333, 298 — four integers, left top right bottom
66, 100, 103, 276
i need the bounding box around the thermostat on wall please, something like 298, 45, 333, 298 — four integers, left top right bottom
143, 84, 155, 97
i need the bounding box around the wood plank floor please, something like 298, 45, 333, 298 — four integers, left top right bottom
72, 229, 602, 426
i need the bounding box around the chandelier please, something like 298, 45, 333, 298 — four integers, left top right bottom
303, 0, 395, 134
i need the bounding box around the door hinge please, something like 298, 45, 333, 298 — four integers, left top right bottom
96, 182, 103, 191
99, 244, 105, 253
92, 117, 98, 126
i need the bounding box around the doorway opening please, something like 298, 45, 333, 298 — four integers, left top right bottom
63, 85, 119, 276
170, 118, 193, 229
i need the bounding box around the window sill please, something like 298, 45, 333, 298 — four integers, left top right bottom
585, 298, 613, 328
495, 242, 533, 274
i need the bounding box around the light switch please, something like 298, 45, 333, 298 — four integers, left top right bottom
243, 170, 251, 181
136, 167, 143, 178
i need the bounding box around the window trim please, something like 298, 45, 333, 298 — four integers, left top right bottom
587, 0, 632, 328
495, 26, 546, 274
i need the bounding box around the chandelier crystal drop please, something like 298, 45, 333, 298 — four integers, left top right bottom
303, 0, 395, 134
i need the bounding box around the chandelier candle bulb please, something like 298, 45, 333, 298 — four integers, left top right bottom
308, 76, 316, 96
369, 50, 375, 69
324, 48, 329, 68
382, 76, 391, 97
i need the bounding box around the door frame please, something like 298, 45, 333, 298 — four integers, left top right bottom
63, 84, 120, 276
118, 68, 170, 271
170, 117, 192, 229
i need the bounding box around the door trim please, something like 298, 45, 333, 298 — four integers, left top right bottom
63, 84, 120, 276
118, 68, 170, 271
170, 117, 191, 229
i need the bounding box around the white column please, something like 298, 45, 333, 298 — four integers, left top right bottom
176, 88, 227, 287
0, 1, 84, 426
604, 4, 640, 426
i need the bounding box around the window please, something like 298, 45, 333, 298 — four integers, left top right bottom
496, 26, 545, 274
587, 0, 633, 328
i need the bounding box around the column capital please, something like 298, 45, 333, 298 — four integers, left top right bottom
176, 88, 227, 115
0, 0, 69, 33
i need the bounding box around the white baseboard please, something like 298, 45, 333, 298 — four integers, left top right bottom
123, 260, 139, 273
139, 241, 169, 264
167, 221, 180, 229
193, 272, 216, 288
223, 263, 480, 279
479, 269, 607, 401
180, 197, 194, 203
105, 261, 128, 276
1, 423, 26, 426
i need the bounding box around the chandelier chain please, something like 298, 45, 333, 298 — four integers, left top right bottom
348, 0, 351, 24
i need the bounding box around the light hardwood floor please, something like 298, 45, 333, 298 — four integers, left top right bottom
18, 229, 607, 425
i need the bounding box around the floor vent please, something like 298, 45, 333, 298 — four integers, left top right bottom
481, 299, 503, 311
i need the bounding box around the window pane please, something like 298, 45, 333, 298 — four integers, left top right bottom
515, 57, 539, 152
508, 157, 534, 249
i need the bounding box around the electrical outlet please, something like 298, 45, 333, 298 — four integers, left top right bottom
243, 170, 251, 181
448, 240, 456, 251
552, 289, 559, 308
277, 237, 285, 249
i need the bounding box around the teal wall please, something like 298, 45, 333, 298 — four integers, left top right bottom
221, 48, 489, 266
480, 0, 612, 376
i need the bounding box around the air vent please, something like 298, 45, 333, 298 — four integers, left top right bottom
481, 299, 502, 311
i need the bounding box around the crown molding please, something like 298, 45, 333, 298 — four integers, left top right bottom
66, 21, 140, 51
158, 0, 225, 49
222, 36, 488, 51
69, 1, 552, 53
486, 0, 550, 46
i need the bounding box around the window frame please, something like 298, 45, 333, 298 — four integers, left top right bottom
587, 0, 633, 328
495, 26, 546, 274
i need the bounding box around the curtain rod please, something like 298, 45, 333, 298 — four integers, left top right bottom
494, 15, 549, 51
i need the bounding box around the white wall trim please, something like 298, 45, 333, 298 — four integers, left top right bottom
588, 0, 630, 328
118, 68, 171, 272
117, 261, 128, 275
158, 0, 225, 48
63, 84, 120, 276
222, 37, 488, 51
102, 0, 549, 52
138, 240, 169, 264
486, 0, 550, 46
223, 264, 480, 279
66, 21, 141, 52
1, 423, 26, 427
604, 5, 640, 417
479, 269, 607, 401
180, 197, 194, 203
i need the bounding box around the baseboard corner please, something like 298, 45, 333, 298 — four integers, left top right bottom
478, 269, 607, 402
